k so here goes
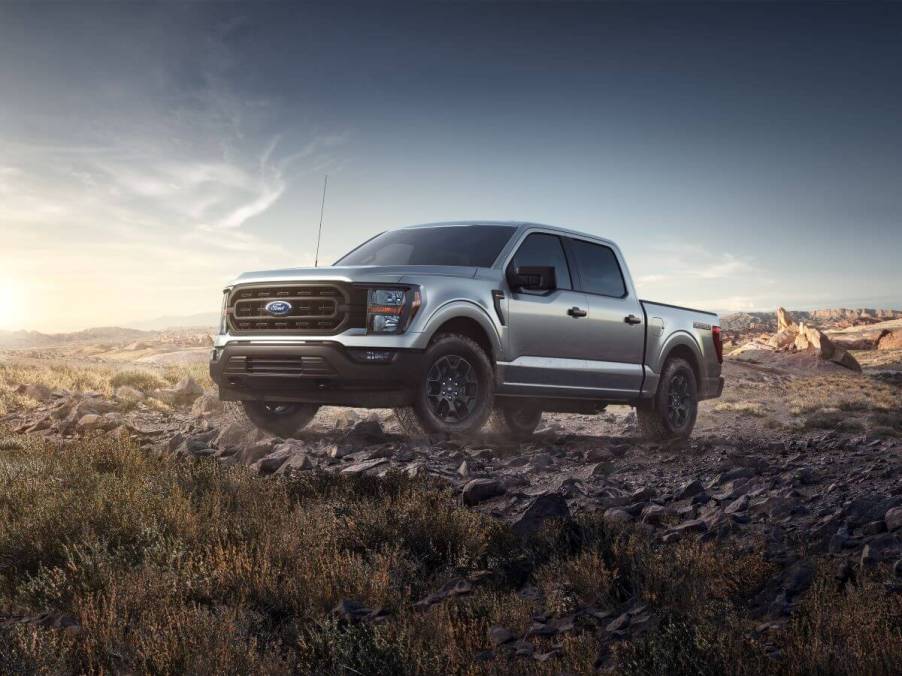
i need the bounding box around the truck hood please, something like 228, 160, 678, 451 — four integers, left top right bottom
229, 265, 479, 287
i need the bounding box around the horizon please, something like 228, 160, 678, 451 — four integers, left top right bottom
3, 303, 902, 337
3, 1, 902, 332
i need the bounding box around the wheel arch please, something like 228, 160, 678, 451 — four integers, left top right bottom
423, 302, 502, 362
658, 332, 704, 386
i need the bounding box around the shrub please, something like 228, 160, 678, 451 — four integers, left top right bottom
109, 370, 168, 393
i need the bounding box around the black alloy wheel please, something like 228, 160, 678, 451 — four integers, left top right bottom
425, 355, 479, 423
666, 373, 691, 428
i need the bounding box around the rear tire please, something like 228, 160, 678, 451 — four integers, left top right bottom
394, 333, 494, 436
490, 402, 542, 440
241, 401, 319, 438
636, 357, 698, 441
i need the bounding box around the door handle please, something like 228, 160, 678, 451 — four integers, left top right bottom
567, 306, 588, 318
624, 314, 642, 325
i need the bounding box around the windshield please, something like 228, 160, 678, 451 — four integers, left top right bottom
335, 224, 517, 267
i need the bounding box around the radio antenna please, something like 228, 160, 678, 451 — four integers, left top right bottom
314, 174, 328, 267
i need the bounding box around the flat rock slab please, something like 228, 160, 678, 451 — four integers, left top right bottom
340, 458, 388, 475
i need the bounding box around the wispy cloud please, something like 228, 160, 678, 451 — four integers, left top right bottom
630, 241, 774, 312
0, 13, 347, 331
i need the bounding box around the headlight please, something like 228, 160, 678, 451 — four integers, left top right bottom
219, 290, 230, 334
366, 287, 421, 334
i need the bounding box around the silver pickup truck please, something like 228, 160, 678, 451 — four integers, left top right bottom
210, 222, 724, 440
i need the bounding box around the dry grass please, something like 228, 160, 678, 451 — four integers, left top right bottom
0, 361, 213, 415
714, 401, 768, 417
786, 374, 900, 416
0, 431, 899, 674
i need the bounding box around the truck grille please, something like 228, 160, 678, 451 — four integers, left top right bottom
227, 284, 367, 335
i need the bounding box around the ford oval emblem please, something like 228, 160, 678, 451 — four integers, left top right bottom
265, 300, 292, 316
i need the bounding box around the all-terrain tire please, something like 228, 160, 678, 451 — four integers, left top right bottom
241, 401, 320, 438
489, 403, 543, 440
393, 333, 495, 436
636, 357, 698, 441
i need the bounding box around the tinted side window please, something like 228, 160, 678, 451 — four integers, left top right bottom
568, 239, 626, 297
509, 233, 572, 290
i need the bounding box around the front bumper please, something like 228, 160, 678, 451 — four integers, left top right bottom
210, 342, 425, 408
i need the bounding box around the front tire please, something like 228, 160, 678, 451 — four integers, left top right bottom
241, 401, 319, 438
394, 333, 494, 436
636, 357, 698, 441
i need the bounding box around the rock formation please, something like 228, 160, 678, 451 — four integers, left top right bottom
738, 309, 862, 372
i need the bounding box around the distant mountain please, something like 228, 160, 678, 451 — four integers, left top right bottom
0, 326, 155, 350
125, 312, 220, 331
721, 308, 902, 333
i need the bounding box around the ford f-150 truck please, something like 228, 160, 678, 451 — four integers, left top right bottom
210, 222, 724, 440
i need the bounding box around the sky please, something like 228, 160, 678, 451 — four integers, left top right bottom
1, 1, 901, 332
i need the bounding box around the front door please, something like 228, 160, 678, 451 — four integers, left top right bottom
501, 232, 596, 392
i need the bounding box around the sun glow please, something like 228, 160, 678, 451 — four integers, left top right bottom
0, 278, 26, 330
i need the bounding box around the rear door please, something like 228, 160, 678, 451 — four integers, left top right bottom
502, 232, 593, 391
563, 237, 645, 396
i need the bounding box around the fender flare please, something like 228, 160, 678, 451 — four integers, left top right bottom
657, 330, 706, 381
422, 300, 504, 356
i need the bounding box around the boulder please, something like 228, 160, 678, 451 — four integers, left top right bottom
767, 329, 798, 349
253, 447, 296, 475
511, 493, 570, 536
794, 322, 833, 357
860, 533, 902, 569
76, 414, 103, 432
885, 506, 902, 532
276, 453, 314, 474
675, 479, 704, 501
640, 504, 669, 525
328, 443, 355, 459
191, 393, 224, 418
340, 458, 389, 475
155, 377, 204, 406
793, 322, 861, 371
215, 421, 264, 451
332, 409, 362, 429
724, 494, 750, 514
114, 385, 145, 402
876, 329, 902, 351
238, 440, 276, 465
462, 478, 505, 506
829, 348, 862, 372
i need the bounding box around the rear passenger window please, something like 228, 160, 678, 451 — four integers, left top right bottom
567, 239, 626, 297
509, 233, 572, 290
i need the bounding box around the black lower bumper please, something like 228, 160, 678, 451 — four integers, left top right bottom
210, 343, 425, 408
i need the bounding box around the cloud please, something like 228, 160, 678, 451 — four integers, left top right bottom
0, 12, 347, 331
629, 241, 774, 312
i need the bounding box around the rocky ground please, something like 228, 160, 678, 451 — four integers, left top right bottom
1, 312, 900, 672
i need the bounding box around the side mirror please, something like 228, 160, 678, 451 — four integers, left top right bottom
507, 265, 557, 291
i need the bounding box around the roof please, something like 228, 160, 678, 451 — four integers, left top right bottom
399, 220, 618, 248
